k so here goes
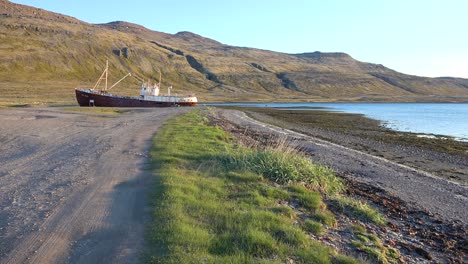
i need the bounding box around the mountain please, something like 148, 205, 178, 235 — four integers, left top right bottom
1, 0, 468, 104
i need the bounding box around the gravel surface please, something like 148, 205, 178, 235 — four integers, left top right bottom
220, 109, 468, 225
0, 107, 190, 264
1, 107, 466, 263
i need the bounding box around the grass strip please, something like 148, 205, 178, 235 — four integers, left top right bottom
147, 110, 365, 263
60, 106, 129, 115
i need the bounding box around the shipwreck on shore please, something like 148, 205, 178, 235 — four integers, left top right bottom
75, 61, 198, 107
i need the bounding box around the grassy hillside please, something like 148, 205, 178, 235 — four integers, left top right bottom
1, 1, 468, 105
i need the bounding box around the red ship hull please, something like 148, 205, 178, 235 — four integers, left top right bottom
75, 89, 197, 107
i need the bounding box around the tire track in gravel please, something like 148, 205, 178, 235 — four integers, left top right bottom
0, 107, 190, 264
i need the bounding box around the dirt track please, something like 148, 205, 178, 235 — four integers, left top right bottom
0, 107, 189, 264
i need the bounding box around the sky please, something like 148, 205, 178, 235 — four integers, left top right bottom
10, 0, 468, 78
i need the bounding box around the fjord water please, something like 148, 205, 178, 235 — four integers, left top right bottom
211, 103, 468, 141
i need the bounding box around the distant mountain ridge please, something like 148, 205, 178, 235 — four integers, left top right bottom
1, 0, 468, 103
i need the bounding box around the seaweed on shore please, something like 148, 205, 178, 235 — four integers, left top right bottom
240, 107, 467, 156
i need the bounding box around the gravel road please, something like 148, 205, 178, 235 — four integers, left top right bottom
0, 107, 189, 264
1, 107, 466, 263
220, 109, 468, 224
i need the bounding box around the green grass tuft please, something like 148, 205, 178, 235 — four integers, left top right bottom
226, 171, 263, 183
332, 254, 363, 264
331, 196, 386, 225
209, 228, 278, 257
351, 224, 366, 234
260, 186, 291, 200
223, 143, 345, 195
351, 226, 400, 264
294, 242, 334, 263
270, 206, 295, 218
295, 191, 323, 210
311, 211, 337, 227
288, 185, 309, 194
303, 220, 325, 236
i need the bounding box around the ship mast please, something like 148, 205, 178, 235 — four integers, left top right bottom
93, 60, 109, 90
92, 60, 131, 91
158, 69, 162, 87
105, 60, 108, 90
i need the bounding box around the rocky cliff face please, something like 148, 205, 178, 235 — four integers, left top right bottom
1, 1, 468, 103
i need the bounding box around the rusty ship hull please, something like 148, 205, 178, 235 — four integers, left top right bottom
75, 89, 198, 107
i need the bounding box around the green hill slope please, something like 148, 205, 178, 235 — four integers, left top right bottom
1, 0, 467, 104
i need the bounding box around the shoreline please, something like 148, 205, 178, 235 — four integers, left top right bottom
213, 108, 467, 262
206, 102, 468, 143
220, 106, 467, 185
218, 108, 468, 222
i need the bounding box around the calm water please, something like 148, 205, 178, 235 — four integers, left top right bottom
208, 103, 468, 141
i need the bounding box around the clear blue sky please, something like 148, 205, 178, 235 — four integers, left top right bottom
10, 0, 468, 78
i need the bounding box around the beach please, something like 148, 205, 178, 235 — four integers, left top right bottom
214, 107, 467, 262
227, 107, 468, 184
